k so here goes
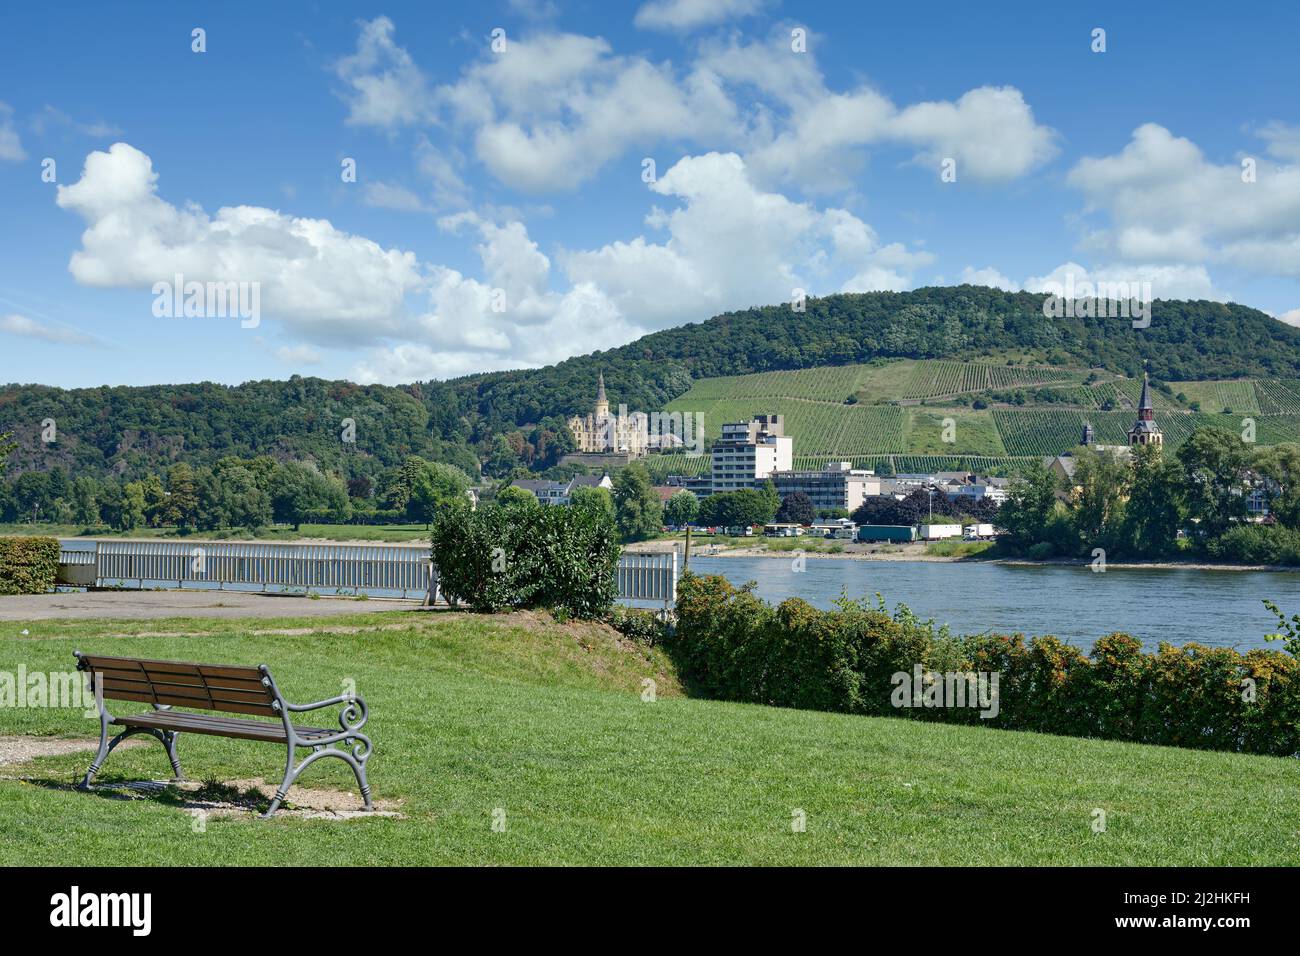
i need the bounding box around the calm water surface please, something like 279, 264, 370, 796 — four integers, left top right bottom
689, 556, 1300, 651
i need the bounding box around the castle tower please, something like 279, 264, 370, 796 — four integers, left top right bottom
1081, 422, 1095, 446
1128, 372, 1163, 446
594, 372, 610, 419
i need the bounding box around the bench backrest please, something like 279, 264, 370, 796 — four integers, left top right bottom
76, 653, 278, 717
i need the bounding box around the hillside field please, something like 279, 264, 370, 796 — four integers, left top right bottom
2, 610, 1297, 865
656, 358, 1300, 469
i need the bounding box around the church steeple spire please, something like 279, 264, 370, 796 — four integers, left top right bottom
594, 372, 610, 417
1128, 369, 1163, 446
1137, 371, 1154, 421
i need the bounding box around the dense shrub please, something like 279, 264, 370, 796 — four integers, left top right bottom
605, 605, 668, 646
1205, 524, 1300, 565
670, 572, 1300, 757
431, 503, 620, 617
0, 536, 60, 594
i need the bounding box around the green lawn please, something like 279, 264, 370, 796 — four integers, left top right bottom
0, 522, 434, 543
1, 610, 1297, 865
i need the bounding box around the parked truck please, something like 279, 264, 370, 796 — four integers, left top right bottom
963, 523, 996, 540
919, 523, 963, 541
858, 525, 918, 543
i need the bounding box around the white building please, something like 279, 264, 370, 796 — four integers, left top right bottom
710, 415, 793, 493
772, 461, 880, 514
509, 473, 613, 506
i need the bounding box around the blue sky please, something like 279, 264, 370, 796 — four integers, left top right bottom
2, 0, 1299, 388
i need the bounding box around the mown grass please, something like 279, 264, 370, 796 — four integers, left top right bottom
1, 610, 1297, 865
0, 522, 435, 544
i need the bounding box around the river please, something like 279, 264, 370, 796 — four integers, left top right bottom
688, 556, 1300, 651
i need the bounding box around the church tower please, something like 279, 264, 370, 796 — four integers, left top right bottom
1128, 372, 1163, 446
594, 372, 610, 419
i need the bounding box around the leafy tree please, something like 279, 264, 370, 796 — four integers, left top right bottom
663, 489, 700, 527
570, 485, 616, 522
775, 491, 815, 525
700, 488, 770, 529
11, 471, 49, 522
613, 463, 663, 541
71, 476, 101, 527
139, 473, 167, 527
1177, 427, 1252, 539
1067, 447, 1130, 554
407, 461, 471, 528
497, 485, 540, 509
164, 463, 200, 529
1252, 443, 1300, 529
757, 480, 780, 522
997, 460, 1060, 551
1122, 444, 1184, 557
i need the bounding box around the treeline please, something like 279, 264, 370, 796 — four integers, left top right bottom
0, 454, 472, 532
447, 289, 1300, 428
999, 427, 1300, 564
8, 290, 1300, 487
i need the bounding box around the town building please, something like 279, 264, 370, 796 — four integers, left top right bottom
710, 415, 793, 493
567, 374, 651, 458
771, 461, 880, 513
508, 473, 613, 506
1128, 373, 1164, 446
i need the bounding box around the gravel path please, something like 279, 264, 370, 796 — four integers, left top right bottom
0, 590, 424, 621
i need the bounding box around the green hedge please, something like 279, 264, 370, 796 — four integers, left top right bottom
431, 503, 620, 618
671, 573, 1300, 757
0, 536, 61, 595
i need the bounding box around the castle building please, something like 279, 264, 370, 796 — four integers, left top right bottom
1128, 373, 1163, 446
568, 373, 651, 458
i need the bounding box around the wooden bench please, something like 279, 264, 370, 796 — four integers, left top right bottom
74, 651, 373, 818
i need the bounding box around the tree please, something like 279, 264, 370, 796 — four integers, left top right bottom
407, 461, 471, 528
101, 480, 146, 531
1177, 427, 1252, 540
1067, 447, 1130, 554
273, 463, 351, 530
12, 472, 49, 523
1122, 444, 1183, 557
1253, 443, 1300, 529
997, 460, 1060, 550
497, 485, 540, 509
775, 491, 815, 525
613, 463, 663, 541
570, 485, 616, 522
71, 476, 101, 527
663, 489, 699, 527
164, 463, 200, 529
758, 480, 780, 523
699, 488, 770, 529
139, 473, 167, 527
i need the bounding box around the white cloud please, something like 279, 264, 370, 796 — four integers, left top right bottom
31, 105, 122, 139
1258, 121, 1300, 163
564, 152, 928, 326
0, 313, 100, 346
634, 0, 766, 32
333, 16, 435, 127
56, 143, 423, 343
0, 102, 26, 161
959, 266, 1020, 292
363, 181, 428, 212
1067, 123, 1300, 278
1276, 308, 1300, 328
274, 343, 323, 365
1023, 261, 1225, 302
333, 19, 1054, 195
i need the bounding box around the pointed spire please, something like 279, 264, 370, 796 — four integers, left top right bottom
1138, 371, 1153, 419
596, 372, 607, 403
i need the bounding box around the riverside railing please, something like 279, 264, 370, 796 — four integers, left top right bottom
59, 539, 679, 607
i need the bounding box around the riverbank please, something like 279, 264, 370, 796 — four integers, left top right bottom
625, 538, 1300, 573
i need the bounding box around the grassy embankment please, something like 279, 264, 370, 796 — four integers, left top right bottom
1, 609, 1296, 865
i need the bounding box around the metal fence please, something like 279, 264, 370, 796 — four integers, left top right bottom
61, 539, 679, 606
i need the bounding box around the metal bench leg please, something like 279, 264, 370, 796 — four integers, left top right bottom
80, 727, 171, 789
164, 731, 184, 782
79, 713, 112, 790
262, 743, 297, 819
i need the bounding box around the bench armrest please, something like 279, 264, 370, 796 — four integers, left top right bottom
284, 693, 369, 734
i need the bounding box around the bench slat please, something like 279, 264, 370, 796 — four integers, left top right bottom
81, 655, 277, 716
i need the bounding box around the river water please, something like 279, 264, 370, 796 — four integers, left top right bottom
688, 556, 1300, 651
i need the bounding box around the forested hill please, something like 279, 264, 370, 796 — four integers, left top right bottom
450, 287, 1300, 427
4, 287, 1300, 482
